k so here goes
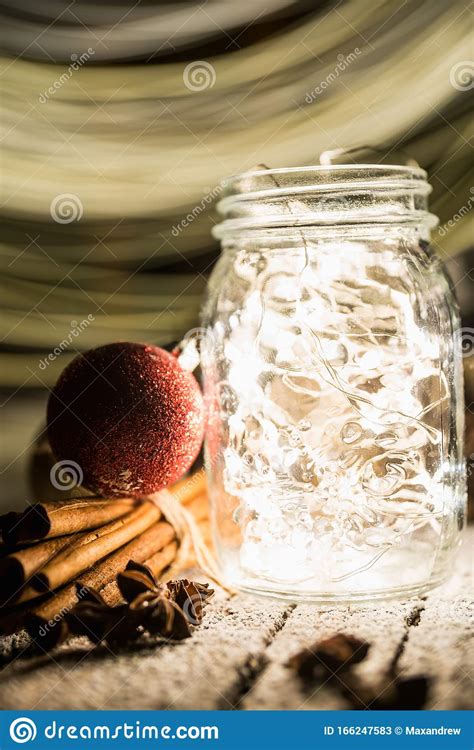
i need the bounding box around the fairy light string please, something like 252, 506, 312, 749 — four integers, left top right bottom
203, 164, 453, 592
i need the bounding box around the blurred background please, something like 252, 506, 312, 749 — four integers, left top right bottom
0, 0, 473, 507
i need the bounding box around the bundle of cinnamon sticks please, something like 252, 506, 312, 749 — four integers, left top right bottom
0, 471, 210, 649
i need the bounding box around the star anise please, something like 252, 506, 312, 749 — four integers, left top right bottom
132, 590, 191, 640
287, 634, 370, 683
287, 633, 429, 709
65, 567, 214, 648
166, 578, 214, 625
118, 565, 214, 639
66, 586, 138, 645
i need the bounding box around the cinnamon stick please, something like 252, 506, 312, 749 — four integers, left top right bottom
1, 469, 205, 546
0, 534, 75, 606
11, 584, 44, 607
0, 521, 175, 632
26, 520, 175, 646
0, 512, 17, 534
81, 520, 174, 594
186, 492, 209, 523
169, 470, 206, 506
1, 469, 210, 642
2, 497, 136, 545
143, 541, 179, 579
32, 502, 160, 592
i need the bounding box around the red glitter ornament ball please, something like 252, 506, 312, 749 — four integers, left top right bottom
47, 342, 205, 497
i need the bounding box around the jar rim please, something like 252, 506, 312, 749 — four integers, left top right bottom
220, 164, 430, 199
213, 164, 437, 238
223, 163, 428, 185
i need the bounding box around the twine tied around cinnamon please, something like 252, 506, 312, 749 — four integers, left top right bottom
148, 489, 234, 593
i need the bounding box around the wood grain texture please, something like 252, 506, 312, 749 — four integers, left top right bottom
397, 533, 473, 710
0, 528, 472, 711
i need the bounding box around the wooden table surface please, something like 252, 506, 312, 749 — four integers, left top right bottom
0, 394, 472, 710
0, 528, 472, 711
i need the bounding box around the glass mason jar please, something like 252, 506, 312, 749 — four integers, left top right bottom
201, 165, 466, 602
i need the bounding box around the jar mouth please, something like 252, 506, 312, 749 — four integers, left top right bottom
222, 163, 429, 189
213, 164, 438, 238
